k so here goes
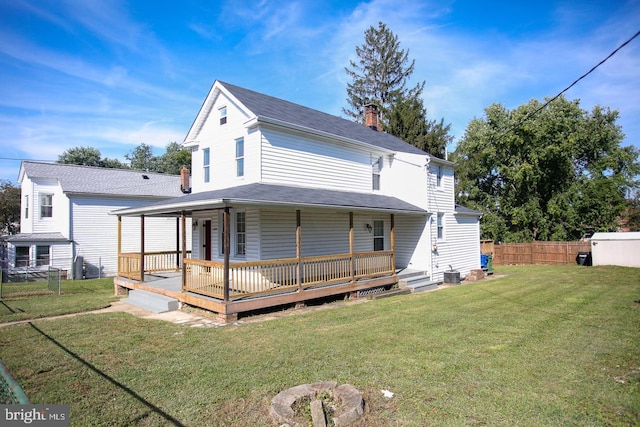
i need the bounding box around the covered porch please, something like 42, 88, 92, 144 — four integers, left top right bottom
113, 183, 427, 322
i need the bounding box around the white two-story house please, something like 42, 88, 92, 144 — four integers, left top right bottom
113, 80, 481, 321
1, 162, 191, 280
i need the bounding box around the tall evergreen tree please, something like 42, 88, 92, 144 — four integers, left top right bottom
386, 93, 453, 157
343, 22, 424, 128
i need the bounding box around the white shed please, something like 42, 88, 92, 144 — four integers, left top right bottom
590, 232, 640, 268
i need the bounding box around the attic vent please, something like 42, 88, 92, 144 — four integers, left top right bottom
142, 175, 149, 180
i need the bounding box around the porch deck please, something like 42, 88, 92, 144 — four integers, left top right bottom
114, 257, 422, 322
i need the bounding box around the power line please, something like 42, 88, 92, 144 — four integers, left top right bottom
499, 29, 640, 137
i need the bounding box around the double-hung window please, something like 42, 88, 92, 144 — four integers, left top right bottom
15, 247, 29, 268
372, 156, 382, 190
24, 195, 28, 219
236, 211, 246, 256
36, 246, 50, 266
373, 220, 384, 251
437, 213, 445, 240
436, 165, 443, 188
40, 194, 53, 218
219, 106, 227, 125
203, 148, 210, 183
235, 138, 244, 177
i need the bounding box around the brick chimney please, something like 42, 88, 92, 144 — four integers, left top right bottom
180, 166, 191, 194
364, 104, 379, 131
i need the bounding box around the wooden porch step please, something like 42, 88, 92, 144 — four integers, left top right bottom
399, 274, 439, 293
123, 289, 179, 313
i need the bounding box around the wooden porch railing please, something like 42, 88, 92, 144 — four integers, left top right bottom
118, 251, 192, 281
183, 250, 394, 300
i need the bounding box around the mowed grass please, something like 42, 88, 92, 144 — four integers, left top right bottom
0, 278, 117, 323
0, 265, 638, 426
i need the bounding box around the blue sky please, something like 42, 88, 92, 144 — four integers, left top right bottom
1, 0, 639, 183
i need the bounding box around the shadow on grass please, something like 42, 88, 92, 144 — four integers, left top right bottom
28, 322, 185, 427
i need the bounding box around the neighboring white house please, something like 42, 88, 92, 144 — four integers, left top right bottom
115, 80, 481, 283
591, 232, 640, 268
2, 162, 191, 279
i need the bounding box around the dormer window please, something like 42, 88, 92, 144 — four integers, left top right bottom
219, 106, 227, 125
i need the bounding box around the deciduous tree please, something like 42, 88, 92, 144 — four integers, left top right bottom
453, 96, 640, 242
0, 180, 20, 235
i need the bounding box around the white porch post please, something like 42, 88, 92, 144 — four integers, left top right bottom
140, 214, 145, 281
296, 209, 302, 290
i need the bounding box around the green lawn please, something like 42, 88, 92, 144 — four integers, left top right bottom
0, 265, 638, 426
0, 278, 117, 323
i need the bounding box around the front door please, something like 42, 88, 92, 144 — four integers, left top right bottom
203, 220, 212, 260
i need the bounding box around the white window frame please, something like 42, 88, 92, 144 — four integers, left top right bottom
15, 246, 29, 268
236, 210, 246, 256
40, 194, 53, 218
235, 138, 244, 178
36, 245, 50, 267
372, 156, 382, 191
437, 213, 445, 240
373, 220, 384, 251
218, 209, 247, 258
203, 148, 210, 183
24, 195, 28, 219
436, 165, 443, 188
219, 106, 227, 125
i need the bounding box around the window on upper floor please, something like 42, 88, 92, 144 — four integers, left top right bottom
40, 194, 53, 218
219, 106, 227, 125
436, 165, 443, 188
373, 220, 384, 251
437, 213, 445, 240
203, 148, 210, 183
236, 138, 244, 178
15, 246, 29, 268
24, 195, 28, 219
36, 245, 50, 266
372, 156, 382, 191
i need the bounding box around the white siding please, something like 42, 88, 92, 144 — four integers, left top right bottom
261, 129, 372, 191
395, 214, 430, 271
260, 209, 297, 260
430, 213, 480, 281
31, 179, 70, 237
190, 91, 258, 193
72, 196, 191, 278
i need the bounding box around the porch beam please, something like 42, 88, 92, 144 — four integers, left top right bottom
349, 212, 354, 282
296, 209, 302, 290
140, 214, 145, 281
223, 207, 230, 301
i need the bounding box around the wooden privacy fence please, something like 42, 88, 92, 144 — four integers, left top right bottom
482, 241, 591, 265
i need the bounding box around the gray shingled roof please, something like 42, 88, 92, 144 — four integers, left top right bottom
455, 204, 483, 216
2, 232, 70, 242
113, 183, 426, 216
21, 162, 184, 198
220, 81, 428, 156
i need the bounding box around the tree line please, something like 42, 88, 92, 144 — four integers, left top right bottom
56, 142, 191, 175
2, 22, 639, 238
